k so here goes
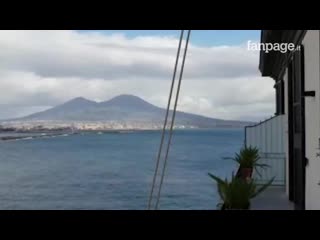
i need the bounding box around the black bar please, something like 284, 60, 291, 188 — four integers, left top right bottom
303, 91, 316, 97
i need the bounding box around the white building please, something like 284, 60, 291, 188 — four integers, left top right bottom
246, 30, 320, 209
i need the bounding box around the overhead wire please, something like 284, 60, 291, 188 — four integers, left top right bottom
148, 30, 191, 210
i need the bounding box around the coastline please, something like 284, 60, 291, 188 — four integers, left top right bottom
0, 132, 79, 141
0, 129, 155, 141
0, 127, 245, 142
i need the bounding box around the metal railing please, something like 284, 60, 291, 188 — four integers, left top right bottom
245, 115, 286, 186
253, 152, 286, 186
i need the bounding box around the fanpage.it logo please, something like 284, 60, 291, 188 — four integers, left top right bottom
247, 40, 301, 53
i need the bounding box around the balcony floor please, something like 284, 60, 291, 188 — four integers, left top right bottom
251, 186, 294, 210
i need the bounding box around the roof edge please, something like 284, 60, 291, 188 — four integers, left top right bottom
259, 30, 307, 80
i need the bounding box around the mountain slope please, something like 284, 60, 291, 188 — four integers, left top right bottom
100, 94, 161, 112
15, 95, 253, 128
19, 97, 98, 121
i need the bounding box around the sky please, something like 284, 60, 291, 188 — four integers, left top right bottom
0, 30, 275, 121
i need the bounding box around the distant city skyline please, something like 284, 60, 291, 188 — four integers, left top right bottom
0, 30, 274, 121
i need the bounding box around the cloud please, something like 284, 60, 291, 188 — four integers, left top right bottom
0, 30, 274, 121
0, 30, 260, 80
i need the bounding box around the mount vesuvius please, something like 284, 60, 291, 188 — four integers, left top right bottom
9, 95, 253, 128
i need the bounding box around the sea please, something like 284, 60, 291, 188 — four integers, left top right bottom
0, 129, 244, 210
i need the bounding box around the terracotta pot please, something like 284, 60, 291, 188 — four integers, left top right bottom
240, 167, 253, 180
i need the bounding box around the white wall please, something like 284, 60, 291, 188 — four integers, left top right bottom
302, 30, 320, 210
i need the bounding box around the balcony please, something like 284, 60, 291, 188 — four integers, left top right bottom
251, 186, 294, 210
245, 114, 294, 210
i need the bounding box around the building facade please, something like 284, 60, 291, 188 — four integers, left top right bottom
248, 30, 320, 210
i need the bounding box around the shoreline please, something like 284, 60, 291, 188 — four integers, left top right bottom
0, 127, 245, 142
0, 129, 154, 141
0, 132, 79, 141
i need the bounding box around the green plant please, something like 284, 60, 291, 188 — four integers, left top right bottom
232, 146, 269, 177
208, 172, 274, 210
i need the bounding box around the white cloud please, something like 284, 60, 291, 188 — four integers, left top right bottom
0, 30, 275, 121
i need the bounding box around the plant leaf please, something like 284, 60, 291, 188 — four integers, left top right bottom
208, 173, 225, 185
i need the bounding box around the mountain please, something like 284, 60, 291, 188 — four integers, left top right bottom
12, 95, 253, 128
99, 94, 160, 111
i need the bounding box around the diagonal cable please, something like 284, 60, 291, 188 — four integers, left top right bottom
147, 30, 184, 210
154, 30, 191, 210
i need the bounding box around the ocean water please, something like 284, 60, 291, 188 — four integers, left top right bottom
0, 129, 244, 210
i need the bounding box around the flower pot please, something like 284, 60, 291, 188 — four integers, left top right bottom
240, 167, 253, 180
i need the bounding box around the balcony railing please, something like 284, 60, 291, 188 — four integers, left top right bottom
253, 152, 286, 185
245, 115, 286, 186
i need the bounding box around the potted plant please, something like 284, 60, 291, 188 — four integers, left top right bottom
232, 146, 269, 180
208, 172, 274, 210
